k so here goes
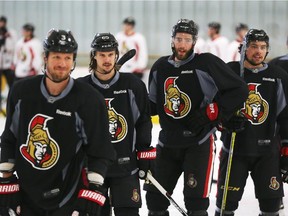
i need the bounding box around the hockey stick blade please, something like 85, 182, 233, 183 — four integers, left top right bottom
115, 49, 136, 71
145, 172, 188, 216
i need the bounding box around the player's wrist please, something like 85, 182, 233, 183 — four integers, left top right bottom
281, 145, 288, 156
0, 172, 13, 178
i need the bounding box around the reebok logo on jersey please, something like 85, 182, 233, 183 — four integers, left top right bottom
181, 70, 193, 74
262, 77, 275, 82
114, 90, 127, 94
56, 109, 71, 117
78, 189, 106, 206
0, 183, 19, 194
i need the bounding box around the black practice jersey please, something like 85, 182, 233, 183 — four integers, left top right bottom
148, 52, 248, 148
269, 54, 288, 73
221, 62, 288, 156
0, 75, 115, 209
78, 72, 152, 177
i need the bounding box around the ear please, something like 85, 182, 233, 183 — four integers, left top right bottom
43, 56, 48, 64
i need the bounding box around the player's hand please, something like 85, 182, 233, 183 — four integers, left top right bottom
0, 174, 21, 215
137, 147, 156, 179
74, 183, 107, 216
186, 103, 219, 135
220, 113, 247, 133
281, 145, 288, 183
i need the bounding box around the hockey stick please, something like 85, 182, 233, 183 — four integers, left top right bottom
115, 49, 136, 71
220, 131, 236, 216
142, 171, 188, 216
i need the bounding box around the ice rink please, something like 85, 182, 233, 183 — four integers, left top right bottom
0, 67, 287, 215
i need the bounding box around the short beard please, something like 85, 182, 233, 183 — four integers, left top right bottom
175, 48, 193, 61
246, 58, 264, 67
45, 71, 70, 83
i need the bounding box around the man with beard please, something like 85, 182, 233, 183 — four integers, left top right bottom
0, 29, 115, 216
215, 29, 288, 216
145, 18, 249, 216
78, 33, 154, 216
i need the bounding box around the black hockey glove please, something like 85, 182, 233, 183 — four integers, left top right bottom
75, 183, 107, 216
186, 103, 219, 135
280, 144, 288, 183
137, 147, 156, 179
220, 113, 247, 133
0, 174, 20, 215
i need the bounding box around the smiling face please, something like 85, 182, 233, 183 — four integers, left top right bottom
45, 52, 74, 82
245, 41, 268, 67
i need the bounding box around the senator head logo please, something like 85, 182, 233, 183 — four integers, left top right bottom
240, 83, 269, 125
164, 77, 191, 119
20, 114, 59, 170
105, 98, 127, 143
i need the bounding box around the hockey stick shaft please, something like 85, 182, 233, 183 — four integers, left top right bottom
220, 131, 236, 216
115, 49, 136, 71
146, 172, 189, 216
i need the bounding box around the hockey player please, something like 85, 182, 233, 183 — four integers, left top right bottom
145, 18, 248, 216
115, 17, 148, 80
215, 29, 288, 216
205, 22, 229, 62
226, 23, 249, 62
78, 33, 154, 216
0, 29, 115, 216
13, 23, 43, 80
0, 16, 17, 110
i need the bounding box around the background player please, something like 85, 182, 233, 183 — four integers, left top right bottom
115, 16, 148, 80
227, 23, 249, 62
13, 23, 42, 81
205, 22, 229, 62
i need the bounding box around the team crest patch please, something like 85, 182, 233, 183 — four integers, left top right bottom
269, 177, 280, 190
163, 77, 191, 119
105, 98, 128, 143
187, 174, 197, 188
240, 83, 269, 125
131, 189, 140, 202
20, 114, 59, 170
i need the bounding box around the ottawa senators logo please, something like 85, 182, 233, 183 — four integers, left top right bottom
164, 77, 191, 119
18, 48, 27, 62
187, 174, 197, 188
240, 83, 269, 125
269, 177, 280, 190
131, 189, 140, 202
20, 114, 59, 170
106, 98, 127, 143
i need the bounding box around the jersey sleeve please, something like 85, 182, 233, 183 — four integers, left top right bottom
79, 87, 116, 177
132, 78, 152, 150
205, 54, 249, 120
276, 66, 288, 141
